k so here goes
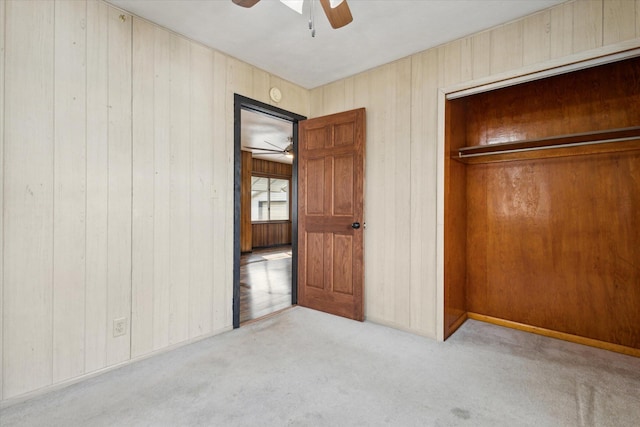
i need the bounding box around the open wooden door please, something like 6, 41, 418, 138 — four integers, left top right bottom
298, 108, 366, 321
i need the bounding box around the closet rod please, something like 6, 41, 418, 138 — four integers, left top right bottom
458, 136, 640, 159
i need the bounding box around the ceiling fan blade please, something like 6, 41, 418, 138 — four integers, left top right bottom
319, 0, 353, 29
232, 0, 261, 8
244, 145, 283, 153
263, 140, 286, 151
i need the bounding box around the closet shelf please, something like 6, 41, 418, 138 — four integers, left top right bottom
455, 126, 640, 164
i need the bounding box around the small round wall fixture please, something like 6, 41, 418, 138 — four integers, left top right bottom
269, 87, 282, 103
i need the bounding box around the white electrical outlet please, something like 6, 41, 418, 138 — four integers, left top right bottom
113, 317, 127, 337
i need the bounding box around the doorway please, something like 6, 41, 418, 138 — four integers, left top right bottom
233, 94, 306, 328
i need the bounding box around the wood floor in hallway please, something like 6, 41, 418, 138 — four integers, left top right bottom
240, 245, 292, 324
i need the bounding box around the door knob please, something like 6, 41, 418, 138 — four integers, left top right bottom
351, 222, 361, 229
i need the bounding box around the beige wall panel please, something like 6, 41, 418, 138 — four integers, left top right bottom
52, 0, 87, 383
152, 26, 172, 352
352, 72, 378, 318
4, 0, 54, 398
603, 0, 636, 45
213, 50, 232, 332
550, 0, 574, 58
637, 0, 640, 37
0, 0, 5, 401
131, 17, 155, 358
389, 58, 412, 327
189, 43, 216, 337
409, 49, 439, 337
572, 0, 603, 53
227, 57, 254, 98
471, 31, 492, 79
309, 87, 324, 117
490, 21, 524, 74
270, 75, 310, 116
106, 7, 132, 366
168, 34, 192, 345
460, 38, 473, 83
442, 39, 462, 87
321, 80, 347, 115
252, 67, 271, 104
523, 10, 551, 65
85, 0, 110, 373
360, 60, 412, 326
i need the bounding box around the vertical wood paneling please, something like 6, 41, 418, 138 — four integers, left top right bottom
168, 34, 192, 345
603, 0, 636, 45
471, 31, 491, 79
105, 7, 132, 366
190, 43, 215, 337
227, 57, 253, 99
132, 22, 195, 355
241, 151, 252, 252
360, 60, 411, 326
572, 0, 603, 53
212, 51, 230, 333
391, 59, 412, 327
52, 0, 87, 383
523, 10, 551, 66
131, 18, 155, 357
637, 0, 640, 37
85, 0, 109, 374
213, 50, 232, 331
131, 18, 154, 357
252, 67, 270, 105
443, 40, 462, 87
270, 75, 310, 117
4, 0, 55, 397
0, 0, 5, 401
152, 26, 172, 352
409, 49, 439, 336
309, 87, 324, 117
550, 1, 574, 58
322, 80, 346, 116
490, 21, 524, 74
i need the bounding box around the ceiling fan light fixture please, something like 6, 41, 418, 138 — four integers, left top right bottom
280, 0, 304, 14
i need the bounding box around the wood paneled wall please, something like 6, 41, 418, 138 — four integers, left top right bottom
252, 158, 293, 177
252, 222, 292, 248
241, 151, 253, 252
309, 0, 640, 338
242, 154, 295, 251
1, 0, 308, 402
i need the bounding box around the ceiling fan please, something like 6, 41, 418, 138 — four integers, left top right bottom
245, 139, 294, 158
232, 0, 353, 30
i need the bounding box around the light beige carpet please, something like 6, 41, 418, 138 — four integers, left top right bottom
2, 307, 639, 426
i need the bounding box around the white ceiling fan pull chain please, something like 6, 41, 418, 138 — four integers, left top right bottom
310, 0, 316, 37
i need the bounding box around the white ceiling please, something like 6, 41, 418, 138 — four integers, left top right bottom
241, 109, 294, 164
108, 0, 564, 89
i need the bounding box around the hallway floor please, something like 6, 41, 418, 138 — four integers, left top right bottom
240, 245, 292, 323
2, 307, 639, 426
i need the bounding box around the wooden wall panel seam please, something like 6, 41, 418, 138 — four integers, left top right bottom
0, 0, 5, 402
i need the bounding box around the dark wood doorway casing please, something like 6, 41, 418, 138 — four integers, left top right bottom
298, 108, 366, 321
233, 94, 306, 329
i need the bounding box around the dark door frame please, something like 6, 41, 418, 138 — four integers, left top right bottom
233, 94, 307, 328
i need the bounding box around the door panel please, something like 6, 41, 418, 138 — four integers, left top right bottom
298, 108, 365, 321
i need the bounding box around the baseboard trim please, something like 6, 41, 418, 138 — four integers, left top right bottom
467, 312, 640, 358
0, 325, 233, 408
